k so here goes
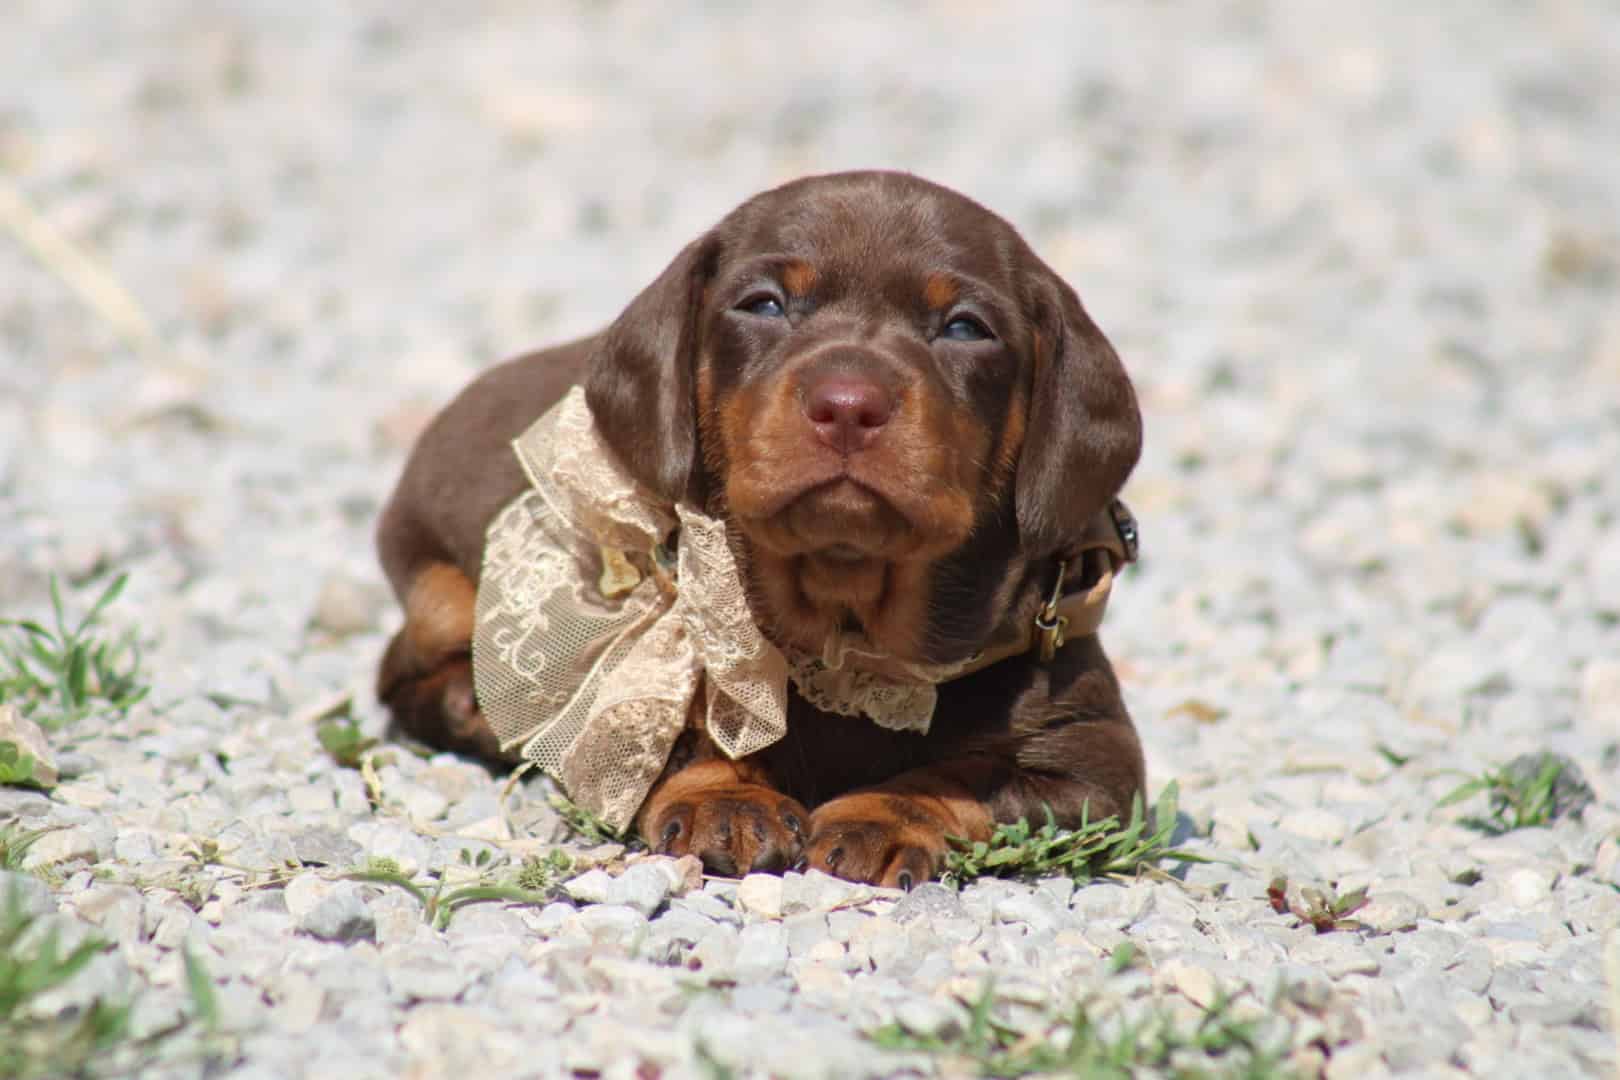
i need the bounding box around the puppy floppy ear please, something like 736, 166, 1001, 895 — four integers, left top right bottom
1014, 274, 1142, 554
585, 235, 719, 504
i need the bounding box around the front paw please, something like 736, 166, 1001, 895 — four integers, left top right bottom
805, 794, 953, 890
640, 772, 808, 877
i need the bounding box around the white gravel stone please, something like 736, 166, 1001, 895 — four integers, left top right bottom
384, 943, 473, 1003
299, 882, 376, 943
673, 891, 743, 927
1356, 891, 1425, 933
309, 573, 386, 637
893, 998, 962, 1040
22, 826, 101, 868
734, 922, 790, 981
562, 868, 615, 906
607, 861, 671, 917
0, 704, 58, 787
1160, 956, 1224, 1009
1277, 808, 1350, 845
348, 822, 433, 876
392, 781, 450, 823
1503, 865, 1558, 907
572, 904, 648, 946
735, 873, 786, 919
0, 874, 54, 919
781, 869, 874, 914
72, 884, 143, 938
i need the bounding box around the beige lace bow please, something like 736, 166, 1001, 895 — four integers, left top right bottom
471, 388, 977, 830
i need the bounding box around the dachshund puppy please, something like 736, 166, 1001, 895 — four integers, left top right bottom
375, 171, 1143, 888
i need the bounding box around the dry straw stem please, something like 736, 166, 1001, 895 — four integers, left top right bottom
0, 175, 163, 360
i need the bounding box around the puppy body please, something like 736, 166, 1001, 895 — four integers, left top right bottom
376, 171, 1144, 887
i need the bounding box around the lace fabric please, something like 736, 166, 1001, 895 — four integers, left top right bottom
471, 387, 976, 830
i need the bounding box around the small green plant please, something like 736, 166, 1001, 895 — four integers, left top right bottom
182, 947, 221, 1034
316, 716, 381, 770
0, 882, 227, 1078
0, 573, 148, 729
549, 791, 635, 847
363, 855, 401, 877
1438, 753, 1594, 835
516, 849, 573, 892
0, 823, 58, 872
1375, 744, 1411, 768
869, 979, 1284, 1079
344, 850, 555, 931
1104, 941, 1138, 975
1266, 876, 1369, 934
943, 783, 1203, 886
0, 742, 47, 790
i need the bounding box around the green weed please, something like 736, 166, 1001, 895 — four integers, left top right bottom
0, 880, 228, 1078
0, 573, 148, 729
0, 742, 48, 790
1266, 876, 1369, 934
1438, 752, 1594, 835
549, 791, 636, 847
516, 849, 574, 892
344, 847, 556, 931
0, 822, 58, 872
316, 715, 381, 770
943, 782, 1204, 886
869, 979, 1288, 1079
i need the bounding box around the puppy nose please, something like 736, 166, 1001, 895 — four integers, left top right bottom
804, 374, 894, 453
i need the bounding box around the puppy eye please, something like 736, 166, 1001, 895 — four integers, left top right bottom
739, 294, 786, 318
941, 314, 993, 342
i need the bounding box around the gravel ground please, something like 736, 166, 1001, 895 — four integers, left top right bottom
3, 2, 1619, 1077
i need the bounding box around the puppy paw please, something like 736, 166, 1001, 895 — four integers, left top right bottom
641, 782, 808, 877
804, 794, 952, 890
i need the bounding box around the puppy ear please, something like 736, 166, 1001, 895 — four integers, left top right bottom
585, 236, 718, 504
1014, 275, 1142, 554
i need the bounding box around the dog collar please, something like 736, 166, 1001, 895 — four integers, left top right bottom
955, 499, 1138, 674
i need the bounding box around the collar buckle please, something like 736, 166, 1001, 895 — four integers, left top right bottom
1034, 559, 1069, 663
1109, 500, 1139, 562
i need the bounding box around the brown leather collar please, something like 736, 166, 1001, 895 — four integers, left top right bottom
954, 499, 1138, 677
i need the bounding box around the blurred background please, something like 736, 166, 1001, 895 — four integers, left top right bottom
1, 1, 1616, 749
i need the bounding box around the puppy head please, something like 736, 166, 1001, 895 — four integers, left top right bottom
586, 171, 1140, 663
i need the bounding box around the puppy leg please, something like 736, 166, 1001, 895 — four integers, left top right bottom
376, 563, 506, 761
638, 745, 810, 876
805, 721, 1145, 889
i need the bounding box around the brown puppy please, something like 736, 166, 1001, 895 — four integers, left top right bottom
375, 171, 1144, 888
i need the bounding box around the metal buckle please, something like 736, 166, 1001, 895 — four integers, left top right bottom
1109, 500, 1139, 562
1034, 559, 1069, 662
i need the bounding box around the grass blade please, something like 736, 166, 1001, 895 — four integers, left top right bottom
78, 573, 130, 636
183, 947, 220, 1032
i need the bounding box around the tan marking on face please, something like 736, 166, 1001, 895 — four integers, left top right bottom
922, 273, 958, 311
858, 558, 933, 659
992, 387, 1026, 488
743, 546, 840, 656
738, 531, 938, 660
782, 260, 818, 298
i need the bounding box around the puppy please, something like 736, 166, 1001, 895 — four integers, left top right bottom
375, 171, 1144, 888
